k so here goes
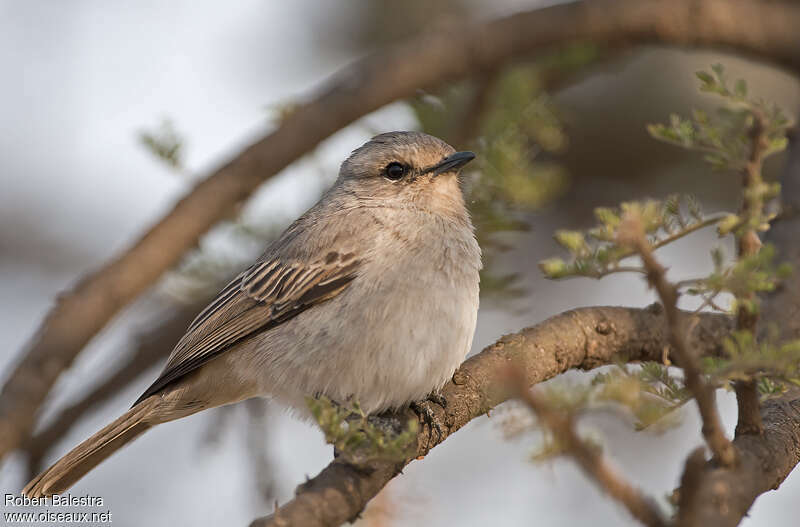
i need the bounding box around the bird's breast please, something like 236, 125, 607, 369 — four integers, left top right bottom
336, 210, 481, 411
245, 206, 482, 415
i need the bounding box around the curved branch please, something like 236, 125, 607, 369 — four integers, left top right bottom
250, 306, 734, 527
625, 221, 736, 466
676, 388, 800, 527
674, 122, 800, 527
21, 302, 204, 475
3, 0, 800, 467
511, 372, 668, 527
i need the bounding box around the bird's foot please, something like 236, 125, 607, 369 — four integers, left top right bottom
410, 392, 448, 446
427, 392, 447, 409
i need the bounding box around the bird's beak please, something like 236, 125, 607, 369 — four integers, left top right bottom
431, 151, 476, 176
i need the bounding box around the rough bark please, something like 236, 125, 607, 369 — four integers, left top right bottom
676, 390, 800, 527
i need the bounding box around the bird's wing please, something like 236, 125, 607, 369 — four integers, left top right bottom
134, 250, 361, 404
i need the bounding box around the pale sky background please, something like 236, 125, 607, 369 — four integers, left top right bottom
1, 1, 799, 526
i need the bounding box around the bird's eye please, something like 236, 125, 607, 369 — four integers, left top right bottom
384, 162, 407, 181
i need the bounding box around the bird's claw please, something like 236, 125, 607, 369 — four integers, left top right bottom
427, 392, 447, 408
411, 393, 447, 444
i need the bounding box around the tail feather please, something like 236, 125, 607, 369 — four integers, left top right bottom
23, 397, 159, 497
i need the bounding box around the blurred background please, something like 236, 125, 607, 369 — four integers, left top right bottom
1, 1, 799, 526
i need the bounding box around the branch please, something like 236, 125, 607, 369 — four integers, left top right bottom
621, 217, 736, 466
510, 371, 668, 527
676, 121, 800, 527
675, 388, 800, 527
250, 306, 733, 527
3, 0, 800, 463
447, 71, 499, 148
260, 127, 800, 525
21, 302, 204, 475
733, 111, 771, 436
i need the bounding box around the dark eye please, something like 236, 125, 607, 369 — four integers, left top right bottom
384, 162, 407, 181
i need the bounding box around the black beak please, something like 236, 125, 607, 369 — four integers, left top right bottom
431, 151, 476, 175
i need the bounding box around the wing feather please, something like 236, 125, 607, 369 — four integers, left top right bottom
133, 251, 361, 405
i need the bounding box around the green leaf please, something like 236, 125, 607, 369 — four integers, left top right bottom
734, 79, 747, 98
540, 258, 570, 279
717, 214, 740, 236
695, 71, 714, 85
554, 230, 588, 254
138, 118, 185, 170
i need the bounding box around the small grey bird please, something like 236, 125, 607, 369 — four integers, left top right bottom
24, 131, 481, 497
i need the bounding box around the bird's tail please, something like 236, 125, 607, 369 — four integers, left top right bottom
23, 396, 160, 497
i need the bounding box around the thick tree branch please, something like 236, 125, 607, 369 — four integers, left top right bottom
250, 306, 733, 527
3, 0, 800, 463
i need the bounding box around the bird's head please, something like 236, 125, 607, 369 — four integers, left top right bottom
337, 131, 475, 215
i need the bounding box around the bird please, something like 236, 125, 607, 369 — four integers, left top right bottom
24, 130, 482, 497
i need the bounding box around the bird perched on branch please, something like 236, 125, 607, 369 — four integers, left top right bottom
24, 131, 481, 497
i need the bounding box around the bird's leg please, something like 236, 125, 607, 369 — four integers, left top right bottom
410, 391, 448, 445
427, 392, 447, 409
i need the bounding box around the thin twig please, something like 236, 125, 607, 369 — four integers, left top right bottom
674, 277, 707, 289
509, 369, 668, 527
586, 214, 730, 280
585, 266, 648, 278
651, 213, 730, 251
672, 117, 800, 527
689, 289, 726, 315
733, 111, 771, 436
620, 213, 737, 467
448, 71, 500, 148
